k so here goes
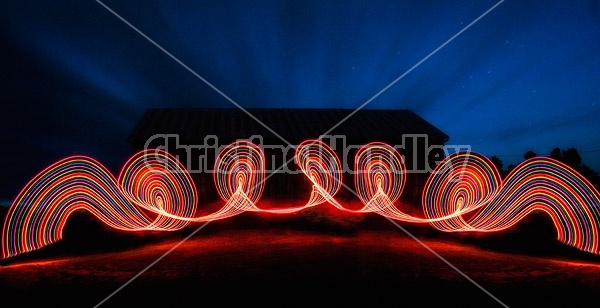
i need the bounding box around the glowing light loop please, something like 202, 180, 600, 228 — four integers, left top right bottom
3, 140, 600, 258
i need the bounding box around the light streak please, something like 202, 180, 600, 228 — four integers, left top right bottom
1, 150, 196, 258
422, 152, 600, 254
3, 140, 600, 258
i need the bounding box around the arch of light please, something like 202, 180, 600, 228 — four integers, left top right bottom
2, 139, 600, 259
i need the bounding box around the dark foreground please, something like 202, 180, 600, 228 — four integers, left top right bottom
1, 208, 600, 308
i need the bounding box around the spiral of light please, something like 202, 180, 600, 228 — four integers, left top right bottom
354, 142, 406, 205
423, 152, 600, 254
214, 140, 265, 203
422, 152, 502, 231
4, 142, 600, 259
294, 139, 342, 208
208, 141, 266, 219
352, 142, 427, 221
1, 150, 196, 259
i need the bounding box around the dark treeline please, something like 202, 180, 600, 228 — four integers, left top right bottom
489, 147, 600, 190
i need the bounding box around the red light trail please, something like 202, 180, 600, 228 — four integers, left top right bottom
423, 152, 600, 254
2, 140, 600, 259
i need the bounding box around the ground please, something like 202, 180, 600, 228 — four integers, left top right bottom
1, 204, 600, 307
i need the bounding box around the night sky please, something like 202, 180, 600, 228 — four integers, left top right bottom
1, 0, 599, 203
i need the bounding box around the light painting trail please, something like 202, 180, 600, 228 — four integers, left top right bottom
1, 151, 197, 258
2, 139, 600, 259
353, 142, 427, 221
206, 140, 266, 219
293, 139, 343, 210
422, 152, 600, 254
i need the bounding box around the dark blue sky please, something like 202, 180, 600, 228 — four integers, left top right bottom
1, 0, 600, 202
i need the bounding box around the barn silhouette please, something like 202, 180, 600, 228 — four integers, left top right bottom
127, 108, 450, 206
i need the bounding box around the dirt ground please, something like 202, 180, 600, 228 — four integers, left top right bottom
1, 208, 600, 308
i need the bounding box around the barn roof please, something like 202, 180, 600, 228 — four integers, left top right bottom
127, 108, 449, 146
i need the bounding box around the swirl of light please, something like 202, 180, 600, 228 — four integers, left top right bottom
423, 152, 600, 254
209, 140, 265, 219
1, 150, 197, 259
294, 139, 343, 209
354, 142, 405, 205
422, 152, 502, 230
353, 142, 431, 222
4, 142, 600, 259
118, 151, 197, 229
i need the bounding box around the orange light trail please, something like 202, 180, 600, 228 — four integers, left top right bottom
3, 140, 600, 259
1, 150, 197, 258
422, 152, 600, 254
